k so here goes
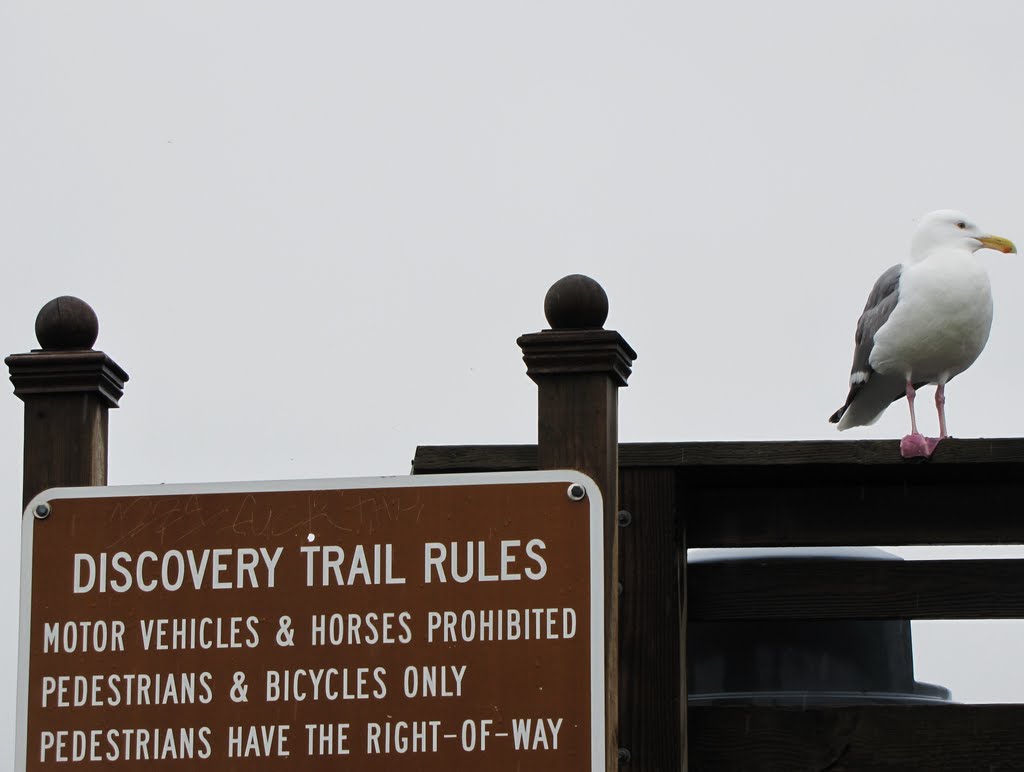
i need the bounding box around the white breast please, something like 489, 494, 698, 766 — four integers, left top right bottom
869, 249, 993, 384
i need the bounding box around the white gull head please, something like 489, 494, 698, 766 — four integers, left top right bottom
909, 209, 1016, 263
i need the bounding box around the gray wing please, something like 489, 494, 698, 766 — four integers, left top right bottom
829, 264, 902, 424
850, 264, 902, 381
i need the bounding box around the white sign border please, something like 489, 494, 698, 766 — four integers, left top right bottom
17, 470, 604, 771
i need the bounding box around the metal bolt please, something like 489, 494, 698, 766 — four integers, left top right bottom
567, 483, 587, 501
618, 509, 632, 527
34, 503, 51, 520
618, 747, 632, 765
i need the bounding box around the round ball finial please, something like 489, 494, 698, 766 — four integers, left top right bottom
35, 296, 99, 350
544, 274, 609, 329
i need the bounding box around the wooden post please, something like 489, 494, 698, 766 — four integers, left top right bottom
6, 296, 128, 509
619, 468, 686, 771
518, 274, 636, 772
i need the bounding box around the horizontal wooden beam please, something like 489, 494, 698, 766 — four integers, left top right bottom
413, 438, 1024, 472
689, 704, 1024, 770
413, 444, 537, 473
689, 558, 1024, 621
413, 440, 1024, 546
686, 481, 1024, 547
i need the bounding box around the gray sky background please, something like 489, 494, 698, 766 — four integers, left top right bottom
4, 0, 1024, 763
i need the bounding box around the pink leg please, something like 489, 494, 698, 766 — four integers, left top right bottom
935, 383, 948, 438
906, 382, 919, 435
901, 381, 946, 458
900, 381, 931, 458
908, 383, 948, 457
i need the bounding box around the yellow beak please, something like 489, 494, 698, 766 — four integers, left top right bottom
978, 234, 1017, 254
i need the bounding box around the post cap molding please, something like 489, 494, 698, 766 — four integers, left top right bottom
518, 330, 636, 387
6, 350, 129, 408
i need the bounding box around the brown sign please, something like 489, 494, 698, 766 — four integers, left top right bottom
17, 472, 603, 770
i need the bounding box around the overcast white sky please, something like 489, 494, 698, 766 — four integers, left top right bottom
4, 0, 1024, 764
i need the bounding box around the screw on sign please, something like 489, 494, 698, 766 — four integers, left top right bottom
16, 471, 605, 771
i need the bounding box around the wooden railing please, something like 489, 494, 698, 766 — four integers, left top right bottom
413, 438, 1024, 770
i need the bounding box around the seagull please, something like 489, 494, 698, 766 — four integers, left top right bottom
830, 210, 1016, 458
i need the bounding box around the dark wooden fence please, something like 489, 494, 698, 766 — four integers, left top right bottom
14, 284, 1024, 770
412, 439, 1024, 770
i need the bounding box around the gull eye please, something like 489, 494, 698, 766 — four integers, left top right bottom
956, 221, 967, 229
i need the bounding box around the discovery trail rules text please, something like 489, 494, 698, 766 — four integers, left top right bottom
17, 471, 604, 771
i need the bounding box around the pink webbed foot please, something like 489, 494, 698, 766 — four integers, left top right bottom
900, 433, 943, 459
